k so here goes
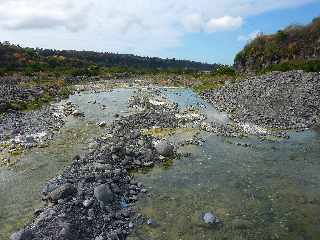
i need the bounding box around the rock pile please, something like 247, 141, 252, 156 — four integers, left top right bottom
203, 71, 320, 130
11, 92, 185, 240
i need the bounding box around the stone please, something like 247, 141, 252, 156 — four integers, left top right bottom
147, 218, 155, 226
83, 199, 94, 208
202, 212, 220, 225
72, 110, 82, 117
0, 102, 8, 113
98, 121, 107, 127
10, 229, 33, 240
154, 141, 174, 157
95, 236, 104, 240
59, 223, 77, 240
94, 184, 114, 204
128, 222, 134, 228
48, 183, 77, 202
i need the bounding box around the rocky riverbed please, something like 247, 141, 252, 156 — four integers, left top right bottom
9, 88, 208, 240
202, 71, 320, 132
3, 74, 320, 240
0, 102, 79, 166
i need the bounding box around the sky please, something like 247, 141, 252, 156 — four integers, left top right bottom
0, 0, 320, 64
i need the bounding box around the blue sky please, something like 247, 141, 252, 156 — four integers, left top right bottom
165, 1, 320, 64
0, 0, 319, 65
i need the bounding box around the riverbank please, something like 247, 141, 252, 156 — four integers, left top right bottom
202, 71, 320, 132
8, 88, 208, 240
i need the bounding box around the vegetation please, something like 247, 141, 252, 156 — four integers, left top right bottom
262, 60, 320, 73
235, 17, 320, 72
192, 65, 238, 93
0, 42, 218, 77
6, 79, 72, 111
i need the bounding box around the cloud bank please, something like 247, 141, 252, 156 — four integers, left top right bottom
0, 0, 316, 56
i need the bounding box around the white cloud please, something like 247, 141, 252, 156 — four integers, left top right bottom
238, 30, 261, 42
0, 0, 316, 57
206, 16, 243, 32
182, 14, 204, 32
0, 0, 92, 31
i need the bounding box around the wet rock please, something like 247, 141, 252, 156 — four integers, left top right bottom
48, 183, 77, 202
202, 212, 220, 225
147, 218, 156, 226
154, 141, 174, 157
94, 184, 114, 204
72, 110, 82, 117
10, 228, 33, 240
98, 121, 107, 127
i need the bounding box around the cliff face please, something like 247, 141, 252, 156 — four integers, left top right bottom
234, 17, 320, 72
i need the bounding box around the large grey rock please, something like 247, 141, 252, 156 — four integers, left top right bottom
154, 141, 174, 157
48, 183, 77, 202
10, 229, 33, 240
94, 184, 114, 204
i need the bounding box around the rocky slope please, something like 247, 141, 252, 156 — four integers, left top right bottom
203, 71, 320, 130
234, 17, 320, 72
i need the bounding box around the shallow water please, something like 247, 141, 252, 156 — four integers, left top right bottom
0, 88, 136, 239
0, 118, 103, 239
1, 87, 320, 240
70, 88, 136, 123
161, 88, 229, 124
130, 129, 320, 239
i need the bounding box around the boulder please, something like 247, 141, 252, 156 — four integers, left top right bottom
94, 184, 114, 204
154, 141, 174, 157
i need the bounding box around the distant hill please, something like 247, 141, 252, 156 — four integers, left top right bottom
234, 17, 320, 72
0, 42, 218, 76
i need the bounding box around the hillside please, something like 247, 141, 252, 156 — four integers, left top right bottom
234, 17, 320, 72
0, 42, 218, 77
